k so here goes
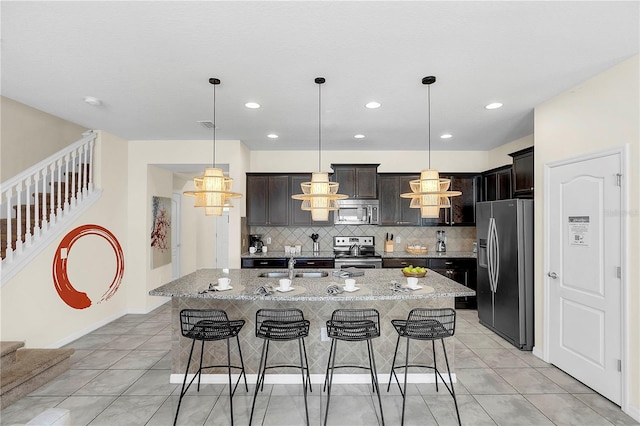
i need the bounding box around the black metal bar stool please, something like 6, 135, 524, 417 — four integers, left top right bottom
323, 308, 385, 426
174, 309, 247, 426
387, 308, 460, 426
249, 308, 312, 426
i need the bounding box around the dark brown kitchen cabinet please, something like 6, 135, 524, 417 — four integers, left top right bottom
378, 174, 421, 226
422, 173, 481, 226
331, 164, 379, 199
482, 165, 512, 201
241, 257, 334, 269
509, 146, 534, 198
289, 174, 333, 226
428, 258, 477, 309
382, 257, 428, 268
246, 174, 289, 226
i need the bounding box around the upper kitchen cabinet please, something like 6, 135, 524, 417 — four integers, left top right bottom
246, 174, 289, 226
422, 173, 481, 226
331, 164, 379, 199
509, 146, 534, 198
482, 165, 512, 201
289, 174, 333, 226
378, 173, 421, 226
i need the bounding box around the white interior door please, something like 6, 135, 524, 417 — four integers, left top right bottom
547, 151, 622, 404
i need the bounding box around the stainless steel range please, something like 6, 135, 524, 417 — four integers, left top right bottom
333, 236, 382, 269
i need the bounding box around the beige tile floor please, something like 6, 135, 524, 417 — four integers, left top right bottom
1, 303, 638, 425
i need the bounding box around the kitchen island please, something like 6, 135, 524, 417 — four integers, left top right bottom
150, 268, 475, 384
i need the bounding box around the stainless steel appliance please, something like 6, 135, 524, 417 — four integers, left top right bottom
436, 230, 446, 253
333, 236, 382, 269
334, 200, 379, 225
476, 199, 534, 350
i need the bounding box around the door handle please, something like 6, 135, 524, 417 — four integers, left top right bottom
548, 272, 558, 279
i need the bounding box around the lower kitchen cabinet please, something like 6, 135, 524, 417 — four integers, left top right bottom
382, 258, 428, 268
241, 257, 334, 269
428, 258, 477, 309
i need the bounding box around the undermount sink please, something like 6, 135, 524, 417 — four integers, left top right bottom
257, 271, 329, 279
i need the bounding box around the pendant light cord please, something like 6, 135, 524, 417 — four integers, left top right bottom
318, 80, 322, 173
212, 81, 217, 168
427, 82, 431, 169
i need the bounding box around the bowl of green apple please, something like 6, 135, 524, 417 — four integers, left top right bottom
401, 265, 427, 278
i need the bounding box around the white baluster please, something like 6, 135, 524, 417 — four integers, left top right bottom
33, 171, 41, 239
78, 145, 86, 202
70, 149, 77, 208
24, 176, 32, 246
41, 167, 48, 232
15, 181, 23, 255
87, 138, 94, 193
4, 188, 13, 262
56, 159, 63, 218
49, 163, 56, 224
63, 153, 70, 213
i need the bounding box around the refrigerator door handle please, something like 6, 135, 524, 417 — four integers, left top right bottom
487, 218, 496, 293
490, 217, 500, 293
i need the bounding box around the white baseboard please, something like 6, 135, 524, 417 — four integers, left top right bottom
531, 346, 546, 362
170, 373, 457, 385
47, 308, 129, 348
128, 297, 170, 314
625, 404, 640, 423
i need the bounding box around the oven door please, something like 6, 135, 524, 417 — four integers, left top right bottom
334, 257, 382, 269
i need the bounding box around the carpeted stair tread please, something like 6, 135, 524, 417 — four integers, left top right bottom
1, 348, 74, 395
1, 341, 25, 358
0, 341, 25, 369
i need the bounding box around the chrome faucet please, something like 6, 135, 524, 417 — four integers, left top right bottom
288, 257, 297, 280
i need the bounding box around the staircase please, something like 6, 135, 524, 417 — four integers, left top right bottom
1, 131, 100, 284
0, 341, 74, 409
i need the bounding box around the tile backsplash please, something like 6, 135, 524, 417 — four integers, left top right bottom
249, 225, 476, 254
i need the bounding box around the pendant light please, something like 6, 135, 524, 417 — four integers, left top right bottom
400, 76, 461, 218
184, 78, 242, 216
291, 77, 347, 221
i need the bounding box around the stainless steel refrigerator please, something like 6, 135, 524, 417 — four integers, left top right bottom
476, 199, 534, 350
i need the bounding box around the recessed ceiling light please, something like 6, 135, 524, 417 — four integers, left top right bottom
267, 133, 278, 139
83, 96, 102, 106
485, 102, 503, 110
354, 134, 365, 139
245, 102, 260, 109
440, 133, 453, 139
365, 101, 381, 109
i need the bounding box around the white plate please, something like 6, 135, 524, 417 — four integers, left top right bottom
276, 287, 295, 293
343, 286, 360, 293
213, 285, 233, 291
406, 285, 423, 290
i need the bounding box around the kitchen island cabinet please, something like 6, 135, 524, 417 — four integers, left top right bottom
150, 268, 473, 383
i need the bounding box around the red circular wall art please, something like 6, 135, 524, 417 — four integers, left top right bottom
52, 224, 125, 309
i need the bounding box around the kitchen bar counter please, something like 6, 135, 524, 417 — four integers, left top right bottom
150, 268, 474, 383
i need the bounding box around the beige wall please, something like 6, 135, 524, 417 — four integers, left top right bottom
1, 96, 87, 181
485, 134, 534, 170
127, 139, 249, 311
248, 149, 489, 173
535, 55, 639, 414
0, 130, 130, 348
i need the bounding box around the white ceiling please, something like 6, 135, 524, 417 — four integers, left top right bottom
2, 1, 638, 153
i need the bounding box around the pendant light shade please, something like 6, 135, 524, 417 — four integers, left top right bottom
291, 77, 347, 221
400, 76, 461, 218
184, 78, 242, 215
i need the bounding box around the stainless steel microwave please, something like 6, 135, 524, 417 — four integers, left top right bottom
334, 200, 379, 225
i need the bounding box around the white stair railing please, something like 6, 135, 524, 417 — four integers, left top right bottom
1, 131, 98, 282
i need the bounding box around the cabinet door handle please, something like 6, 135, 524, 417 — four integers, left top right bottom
400, 262, 408, 266
306, 261, 315, 265
259, 261, 268, 265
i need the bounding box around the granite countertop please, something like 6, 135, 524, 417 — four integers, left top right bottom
241, 250, 476, 259
149, 268, 475, 301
